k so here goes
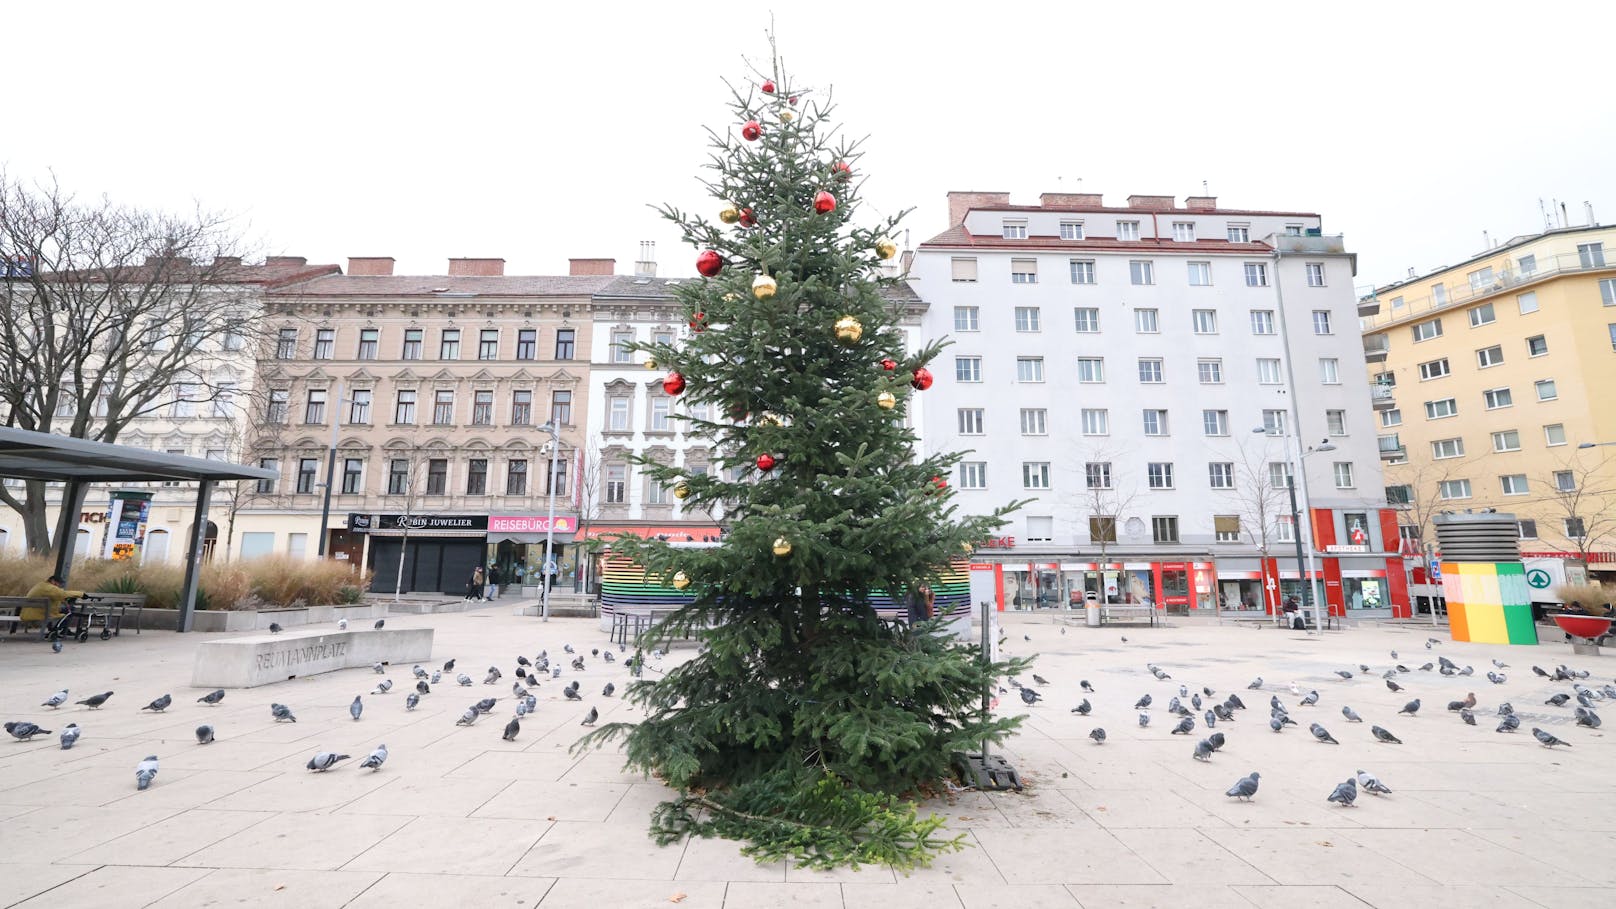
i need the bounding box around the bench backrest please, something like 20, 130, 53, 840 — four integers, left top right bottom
89, 593, 148, 605
0, 596, 51, 608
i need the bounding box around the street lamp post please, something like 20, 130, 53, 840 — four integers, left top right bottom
316, 379, 346, 557
537, 421, 561, 622
1254, 427, 1335, 630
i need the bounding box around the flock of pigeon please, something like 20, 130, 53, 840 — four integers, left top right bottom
6, 620, 656, 791
1006, 632, 1600, 808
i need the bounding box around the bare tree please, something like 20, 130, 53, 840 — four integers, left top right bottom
0, 171, 258, 552
216, 383, 294, 561
1533, 451, 1616, 562
384, 452, 427, 602
1064, 441, 1139, 563
1224, 434, 1292, 562
1383, 455, 1477, 552
572, 438, 604, 593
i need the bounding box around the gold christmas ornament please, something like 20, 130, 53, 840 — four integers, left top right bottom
723, 292, 739, 303
752, 274, 778, 300
875, 237, 898, 260
673, 481, 692, 500
877, 391, 896, 410
962, 541, 975, 553
758, 411, 786, 427
644, 358, 657, 370
718, 204, 741, 224
779, 110, 795, 123
672, 571, 691, 590
833, 315, 863, 345
772, 536, 793, 557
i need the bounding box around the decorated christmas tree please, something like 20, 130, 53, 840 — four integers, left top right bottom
577, 49, 1027, 869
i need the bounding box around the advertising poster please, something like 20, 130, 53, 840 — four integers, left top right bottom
102, 490, 154, 560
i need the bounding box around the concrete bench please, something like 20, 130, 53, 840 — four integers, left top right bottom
192, 627, 434, 688
1100, 605, 1158, 627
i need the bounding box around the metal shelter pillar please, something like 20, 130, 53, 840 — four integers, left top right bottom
51, 479, 89, 583
177, 480, 214, 633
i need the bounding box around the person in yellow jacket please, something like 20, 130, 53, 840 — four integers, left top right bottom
21, 575, 83, 626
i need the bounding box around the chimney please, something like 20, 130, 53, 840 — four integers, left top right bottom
1038, 192, 1104, 208
900, 250, 915, 274
213, 256, 243, 268
264, 256, 308, 267
144, 254, 194, 267
568, 258, 616, 276
447, 257, 505, 277
1184, 196, 1218, 211
1125, 194, 1177, 211
946, 191, 1012, 226
347, 257, 395, 276
634, 241, 657, 277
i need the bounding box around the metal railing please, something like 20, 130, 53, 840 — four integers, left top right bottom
1361, 250, 1613, 330
1369, 384, 1395, 404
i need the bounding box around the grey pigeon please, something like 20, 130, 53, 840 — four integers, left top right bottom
1172, 716, 1194, 735
1299, 690, 1320, 707
443, 658, 456, 672
1447, 693, 1477, 711
524, 695, 536, 713
1089, 727, 1106, 744
42, 689, 69, 709
1270, 695, 1285, 713
1247, 677, 1263, 690
374, 619, 385, 629
1493, 659, 1509, 669
1310, 722, 1339, 744
196, 724, 214, 744
271, 703, 296, 723
515, 700, 528, 717
1386, 679, 1404, 693
306, 751, 350, 772
1328, 777, 1358, 807
1071, 699, 1092, 715
372, 661, 384, 673
416, 680, 431, 696
1179, 685, 1189, 698
1390, 650, 1398, 659
1458, 666, 1474, 676
142, 694, 172, 712
1208, 732, 1226, 751
1191, 693, 1202, 710
1226, 694, 1246, 710
405, 692, 420, 711
51, 639, 62, 653
1226, 771, 1260, 801
513, 682, 529, 698
59, 724, 80, 749
1152, 668, 1170, 680
1269, 716, 1285, 733
1399, 698, 1421, 716
1460, 708, 1476, 726
413, 665, 428, 679
1342, 705, 1363, 723
1134, 694, 1153, 709
350, 696, 363, 721
197, 689, 226, 705
1487, 671, 1506, 685
456, 673, 473, 687
1532, 665, 1549, 678
1213, 704, 1234, 722
1545, 693, 1570, 707
1334, 670, 1353, 680
76, 691, 113, 709
1081, 680, 1094, 692
373, 680, 393, 695
571, 656, 585, 671
473, 698, 497, 715
581, 706, 598, 726
1371, 724, 1402, 744
484, 667, 501, 685
1421, 662, 1435, 672
1035, 674, 1052, 686
1138, 712, 1151, 727
456, 708, 479, 726
517, 655, 531, 667
339, 619, 348, 631
563, 643, 574, 654
1020, 687, 1042, 705
6, 722, 51, 741
551, 666, 562, 679
268, 623, 282, 633
135, 755, 159, 790
359, 744, 388, 771
1574, 707, 1601, 728
1497, 701, 1514, 716
1193, 739, 1214, 762
602, 683, 615, 698
503, 718, 521, 741
1168, 696, 1182, 714
1496, 714, 1521, 733
1357, 769, 1392, 795
431, 671, 441, 685
1204, 709, 1216, 727
564, 687, 582, 701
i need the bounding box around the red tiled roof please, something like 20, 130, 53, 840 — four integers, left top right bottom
918, 224, 1276, 253
267, 274, 619, 297
964, 203, 1321, 218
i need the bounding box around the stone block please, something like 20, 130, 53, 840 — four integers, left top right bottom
191, 627, 434, 688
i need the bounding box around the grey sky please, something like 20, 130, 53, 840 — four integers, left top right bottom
6, 1, 1611, 291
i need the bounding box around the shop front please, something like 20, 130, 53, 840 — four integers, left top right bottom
486, 514, 579, 594
976, 559, 1216, 614
357, 513, 487, 595
582, 522, 725, 595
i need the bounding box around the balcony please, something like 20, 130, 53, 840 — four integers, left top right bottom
1369, 383, 1396, 410
1269, 233, 1348, 256
1362, 247, 1616, 331
1378, 433, 1405, 460
1357, 294, 1381, 317
1363, 335, 1390, 363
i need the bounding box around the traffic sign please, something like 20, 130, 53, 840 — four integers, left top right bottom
1429, 559, 1442, 582
1526, 568, 1552, 589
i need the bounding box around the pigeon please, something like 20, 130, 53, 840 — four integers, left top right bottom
1357, 769, 1392, 795
456, 673, 473, 687
1396, 665, 1411, 673
1310, 722, 1339, 744
1497, 702, 1514, 716
268, 623, 282, 633
1247, 677, 1263, 690
1390, 650, 1398, 659
1152, 668, 1171, 680
1080, 680, 1094, 693
271, 703, 296, 723
1448, 693, 1477, 711
563, 643, 574, 654
515, 667, 527, 680
1460, 708, 1476, 726
1400, 699, 1421, 716
1574, 707, 1601, 728
503, 717, 521, 741
571, 656, 585, 671
1546, 694, 1571, 707
59, 724, 80, 749
517, 655, 531, 667
373, 680, 393, 695
360, 744, 388, 770
513, 682, 529, 698
1531, 727, 1569, 748
42, 689, 69, 709
1138, 712, 1151, 727
1168, 696, 1182, 714
551, 666, 563, 679
405, 693, 420, 711
1034, 674, 1051, 686
1071, 699, 1092, 716
51, 639, 62, 653
307, 751, 350, 772
1172, 717, 1194, 735
443, 658, 456, 672
1288, 681, 1302, 696
1226, 694, 1246, 710
1299, 690, 1320, 707
564, 687, 582, 701
197, 689, 226, 705
1134, 694, 1153, 709
1204, 709, 1216, 727
374, 619, 385, 629
142, 694, 172, 712
524, 695, 536, 713
1420, 662, 1434, 672
484, 668, 501, 685
1371, 725, 1402, 744
1386, 679, 1404, 693
339, 619, 349, 631
1496, 714, 1521, 733
1334, 670, 1353, 680
1493, 659, 1509, 669
515, 701, 528, 717
1532, 666, 1549, 678
473, 698, 498, 715
1120, 636, 1128, 643
581, 707, 598, 726
1269, 716, 1285, 733
76, 691, 113, 709
1487, 672, 1506, 685
1020, 687, 1042, 705
1180, 685, 1189, 698
1212, 704, 1234, 722
350, 696, 364, 721
1328, 777, 1358, 807
1193, 739, 1214, 762
135, 755, 159, 790
602, 683, 616, 698
602, 651, 615, 663
1458, 666, 1474, 677
1208, 732, 1226, 751
1342, 705, 1363, 723
456, 708, 479, 726
196, 724, 214, 744
1270, 696, 1286, 714
1359, 665, 1370, 673
432, 671, 442, 685
591, 648, 599, 657
1226, 771, 1260, 801
1191, 694, 1202, 710
371, 661, 384, 674
413, 665, 428, 679
416, 681, 431, 696
1427, 637, 1441, 646
1089, 727, 1107, 744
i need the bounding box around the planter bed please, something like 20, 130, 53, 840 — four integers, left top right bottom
135, 601, 388, 633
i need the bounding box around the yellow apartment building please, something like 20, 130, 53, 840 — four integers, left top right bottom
1360, 224, 1616, 576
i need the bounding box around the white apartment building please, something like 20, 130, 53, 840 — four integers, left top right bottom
909, 192, 1407, 618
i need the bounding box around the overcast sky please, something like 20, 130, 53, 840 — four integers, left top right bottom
6, 1, 1611, 291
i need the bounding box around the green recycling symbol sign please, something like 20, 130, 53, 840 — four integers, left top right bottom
1526, 569, 1552, 589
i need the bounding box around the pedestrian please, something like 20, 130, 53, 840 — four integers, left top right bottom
484, 564, 500, 600
465, 565, 484, 601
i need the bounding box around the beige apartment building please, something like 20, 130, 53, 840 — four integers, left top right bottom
233, 256, 614, 594
1361, 223, 1616, 576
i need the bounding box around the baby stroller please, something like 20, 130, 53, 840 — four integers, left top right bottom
44, 601, 109, 643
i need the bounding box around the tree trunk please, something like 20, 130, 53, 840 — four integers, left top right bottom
20, 481, 53, 554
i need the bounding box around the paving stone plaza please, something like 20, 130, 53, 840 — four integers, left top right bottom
2, 606, 1610, 908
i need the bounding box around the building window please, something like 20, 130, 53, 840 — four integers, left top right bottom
1319, 358, 1340, 384
1137, 358, 1164, 383
472, 390, 493, 425
1243, 262, 1269, 287
276, 328, 297, 359
1203, 409, 1229, 436
1227, 224, 1250, 243
1474, 345, 1505, 369
517, 329, 537, 360
1411, 319, 1443, 343
1519, 519, 1538, 539
296, 457, 319, 494
1117, 220, 1140, 241
1484, 387, 1513, 410
1090, 516, 1117, 543
550, 390, 571, 425
958, 408, 984, 435
1011, 258, 1038, 284
1306, 263, 1326, 287
554, 329, 575, 360
1526, 335, 1548, 357
1014, 306, 1041, 332
476, 329, 498, 360
349, 389, 372, 424
1432, 283, 1449, 305
1191, 309, 1218, 334
649, 397, 672, 432
1172, 221, 1196, 242
1134, 308, 1159, 333
1187, 261, 1212, 286
1262, 409, 1287, 436
1425, 398, 1458, 419
1565, 516, 1587, 538
1439, 479, 1472, 500
466, 459, 487, 495
1022, 462, 1050, 489
304, 389, 326, 424
607, 396, 630, 431
1386, 485, 1413, 505
256, 458, 279, 494
510, 390, 532, 426
1142, 409, 1169, 436
440, 329, 461, 360
1312, 310, 1332, 334
1072, 307, 1100, 333
1518, 291, 1540, 314
1578, 242, 1605, 268
1269, 462, 1293, 489
1468, 303, 1496, 328
953, 306, 980, 331
1077, 357, 1105, 383
1085, 462, 1112, 489
402, 329, 423, 360
1151, 516, 1180, 543
1467, 266, 1496, 291
1431, 437, 1465, 459
350, 328, 375, 360
1500, 474, 1529, 496
1208, 462, 1234, 489
394, 390, 416, 424
1016, 357, 1045, 382
1023, 516, 1054, 542
1382, 408, 1402, 427
1129, 260, 1155, 285
1197, 358, 1223, 384
1418, 358, 1451, 380
1069, 259, 1096, 284
1333, 462, 1355, 488
959, 462, 987, 489
646, 478, 670, 506
1554, 470, 1576, 492
611, 330, 634, 363
1545, 423, 1567, 446
1215, 515, 1241, 543
432, 390, 454, 425
951, 258, 978, 283
1060, 221, 1085, 240
1256, 358, 1282, 384
1020, 408, 1047, 435
1146, 462, 1174, 489
506, 459, 528, 495
1002, 219, 1027, 240
1327, 409, 1346, 435
313, 329, 334, 359
1081, 408, 1109, 435
1250, 310, 1275, 335
1535, 379, 1557, 401
387, 459, 409, 495
426, 459, 448, 496
955, 356, 982, 382
601, 464, 625, 503
546, 457, 569, 496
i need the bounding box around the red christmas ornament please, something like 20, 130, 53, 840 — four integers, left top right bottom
931, 475, 948, 492
880, 357, 897, 372
662, 372, 686, 396
831, 161, 852, 180
910, 367, 934, 391
738, 208, 756, 228
788, 95, 798, 106
696, 250, 723, 277
761, 80, 776, 94
741, 120, 762, 141
812, 191, 837, 214
755, 453, 777, 472
688, 311, 707, 333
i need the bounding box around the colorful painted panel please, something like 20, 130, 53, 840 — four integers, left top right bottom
1441, 561, 1537, 645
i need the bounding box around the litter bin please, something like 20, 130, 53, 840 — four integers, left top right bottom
1086, 603, 1100, 627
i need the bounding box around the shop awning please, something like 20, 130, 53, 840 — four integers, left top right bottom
487, 530, 577, 544
584, 523, 723, 542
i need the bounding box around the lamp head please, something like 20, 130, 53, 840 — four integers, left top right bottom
1578, 442, 1595, 449
1315, 441, 1337, 452
537, 421, 558, 437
